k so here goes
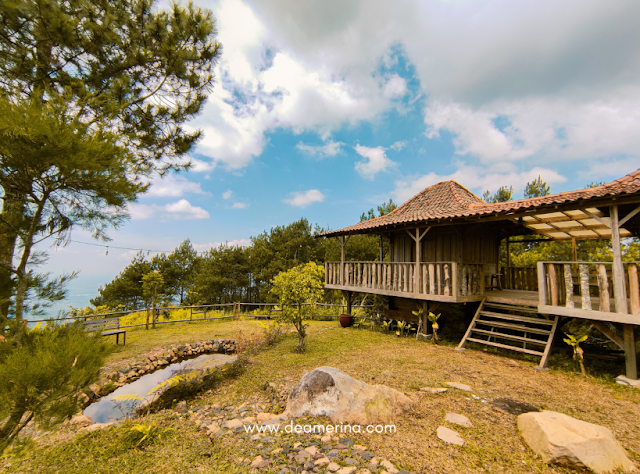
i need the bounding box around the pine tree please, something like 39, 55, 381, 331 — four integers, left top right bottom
0, 0, 222, 319
524, 176, 551, 198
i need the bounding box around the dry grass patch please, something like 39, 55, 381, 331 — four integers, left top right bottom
3, 320, 639, 474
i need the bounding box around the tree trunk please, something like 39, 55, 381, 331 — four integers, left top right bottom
0, 188, 27, 319
14, 195, 47, 320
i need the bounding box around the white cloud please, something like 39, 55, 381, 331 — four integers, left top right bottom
232, 202, 248, 209
143, 174, 206, 198
130, 199, 209, 220
393, 165, 567, 203
214, 0, 640, 172
389, 141, 407, 151
383, 74, 407, 98
223, 190, 233, 200
193, 239, 252, 251
354, 145, 396, 180
164, 200, 210, 219
283, 189, 325, 207
296, 140, 343, 158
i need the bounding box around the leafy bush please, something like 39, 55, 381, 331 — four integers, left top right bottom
0, 321, 112, 454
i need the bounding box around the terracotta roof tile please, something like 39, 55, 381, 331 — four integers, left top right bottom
318, 168, 640, 237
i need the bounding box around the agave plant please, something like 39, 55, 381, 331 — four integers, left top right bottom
564, 333, 588, 375
382, 320, 391, 333
428, 312, 441, 344
396, 320, 407, 337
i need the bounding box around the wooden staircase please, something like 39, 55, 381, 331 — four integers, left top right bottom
457, 298, 559, 369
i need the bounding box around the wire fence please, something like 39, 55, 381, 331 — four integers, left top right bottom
26, 301, 377, 330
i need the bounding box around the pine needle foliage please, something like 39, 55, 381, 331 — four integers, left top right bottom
0, 321, 112, 455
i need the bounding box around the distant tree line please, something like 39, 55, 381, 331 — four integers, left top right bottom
89, 201, 398, 310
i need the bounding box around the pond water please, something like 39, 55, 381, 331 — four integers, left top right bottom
83, 353, 235, 423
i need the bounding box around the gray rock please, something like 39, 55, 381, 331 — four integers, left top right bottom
518, 411, 635, 474
174, 401, 188, 413
285, 367, 413, 425
436, 426, 465, 446
445, 382, 471, 392
444, 412, 472, 428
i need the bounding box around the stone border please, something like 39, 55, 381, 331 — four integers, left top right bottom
82, 339, 236, 404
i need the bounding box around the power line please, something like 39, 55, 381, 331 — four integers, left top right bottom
68, 240, 173, 253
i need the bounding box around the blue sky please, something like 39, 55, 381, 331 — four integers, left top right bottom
41, 0, 640, 313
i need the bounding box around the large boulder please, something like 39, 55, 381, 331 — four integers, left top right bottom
517, 411, 635, 473
285, 367, 413, 424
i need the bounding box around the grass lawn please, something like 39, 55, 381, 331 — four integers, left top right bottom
3, 318, 640, 473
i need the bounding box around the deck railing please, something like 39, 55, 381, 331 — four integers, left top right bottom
325, 261, 485, 298
538, 261, 640, 316
501, 267, 538, 291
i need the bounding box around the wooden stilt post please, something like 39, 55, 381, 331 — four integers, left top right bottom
506, 239, 511, 289
611, 205, 637, 379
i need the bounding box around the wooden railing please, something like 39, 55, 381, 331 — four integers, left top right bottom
501, 267, 538, 291
537, 261, 640, 316
325, 261, 485, 299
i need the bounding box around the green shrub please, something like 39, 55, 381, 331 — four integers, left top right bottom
0, 321, 112, 454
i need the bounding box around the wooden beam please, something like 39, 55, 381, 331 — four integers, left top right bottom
583, 209, 611, 228
619, 204, 640, 228
591, 321, 624, 350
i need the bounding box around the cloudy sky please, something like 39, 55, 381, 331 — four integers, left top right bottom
45, 0, 640, 312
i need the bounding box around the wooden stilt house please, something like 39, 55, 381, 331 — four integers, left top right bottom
317, 169, 640, 378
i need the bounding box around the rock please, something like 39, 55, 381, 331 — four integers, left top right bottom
506, 359, 519, 367
81, 422, 114, 432
257, 412, 278, 422
241, 416, 255, 425
69, 414, 92, 427
445, 382, 471, 392
285, 367, 413, 424
221, 418, 243, 429
436, 426, 465, 446
518, 411, 635, 474
380, 460, 399, 473
381, 370, 395, 378
207, 422, 220, 435
174, 401, 188, 413
444, 412, 472, 428
305, 446, 319, 456
336, 468, 357, 474
420, 387, 448, 393
315, 457, 331, 466
250, 455, 265, 467
327, 462, 341, 472
616, 375, 640, 388
491, 398, 540, 415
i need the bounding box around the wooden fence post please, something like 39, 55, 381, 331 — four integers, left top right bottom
146, 307, 150, 330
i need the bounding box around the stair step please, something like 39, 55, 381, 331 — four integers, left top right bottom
479, 310, 554, 326
483, 302, 538, 313
466, 337, 545, 356
475, 319, 552, 335
470, 328, 549, 346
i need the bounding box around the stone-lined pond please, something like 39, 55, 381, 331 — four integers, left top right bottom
84, 353, 237, 423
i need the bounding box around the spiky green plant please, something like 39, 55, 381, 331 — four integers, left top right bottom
428, 312, 441, 344
396, 321, 407, 337
126, 422, 174, 448
382, 321, 391, 333
564, 334, 588, 375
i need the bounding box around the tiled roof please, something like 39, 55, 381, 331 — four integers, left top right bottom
318, 168, 640, 237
